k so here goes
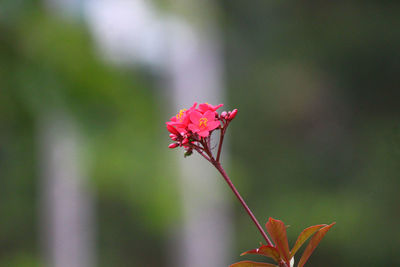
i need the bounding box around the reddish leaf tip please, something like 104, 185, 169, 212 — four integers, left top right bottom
297, 222, 336, 267
266, 217, 290, 265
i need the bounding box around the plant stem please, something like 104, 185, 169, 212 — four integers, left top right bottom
216, 127, 225, 162
212, 160, 273, 247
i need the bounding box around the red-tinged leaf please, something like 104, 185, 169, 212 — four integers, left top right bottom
230, 260, 278, 267
240, 245, 281, 263
266, 218, 291, 264
297, 222, 336, 267
290, 224, 326, 258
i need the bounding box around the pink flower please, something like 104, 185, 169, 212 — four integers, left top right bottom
167, 102, 197, 134
188, 110, 220, 137
198, 103, 223, 114
165, 101, 238, 150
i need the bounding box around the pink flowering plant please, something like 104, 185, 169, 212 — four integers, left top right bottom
166, 102, 335, 267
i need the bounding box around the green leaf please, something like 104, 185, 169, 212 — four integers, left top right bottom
230, 260, 278, 267
240, 245, 280, 263
297, 222, 336, 267
290, 224, 326, 258
184, 149, 193, 157
266, 218, 290, 264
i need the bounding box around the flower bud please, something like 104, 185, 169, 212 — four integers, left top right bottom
168, 143, 179, 149
228, 109, 238, 120
169, 134, 178, 141
182, 138, 189, 145
166, 123, 180, 135
221, 111, 227, 118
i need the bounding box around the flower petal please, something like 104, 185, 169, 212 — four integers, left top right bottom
198, 130, 210, 137
190, 110, 203, 124
214, 103, 224, 110
188, 123, 199, 133
190, 102, 198, 109
207, 120, 220, 131
204, 110, 216, 121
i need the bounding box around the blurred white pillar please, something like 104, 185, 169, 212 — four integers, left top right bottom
166, 2, 232, 267
39, 0, 96, 264
83, 0, 232, 266
38, 112, 94, 267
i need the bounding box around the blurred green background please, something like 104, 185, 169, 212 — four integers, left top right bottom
1, 0, 399, 266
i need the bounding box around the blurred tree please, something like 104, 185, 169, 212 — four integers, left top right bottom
0, 2, 177, 266
219, 1, 400, 266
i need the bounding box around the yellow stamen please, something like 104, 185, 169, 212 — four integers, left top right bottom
199, 117, 208, 128
176, 109, 187, 121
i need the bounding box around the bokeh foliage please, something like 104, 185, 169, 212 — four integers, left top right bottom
1, 1, 400, 267
0, 2, 177, 266
221, 1, 400, 266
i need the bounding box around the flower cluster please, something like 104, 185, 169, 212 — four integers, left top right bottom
166, 102, 237, 158
165, 102, 335, 267
166, 103, 335, 267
